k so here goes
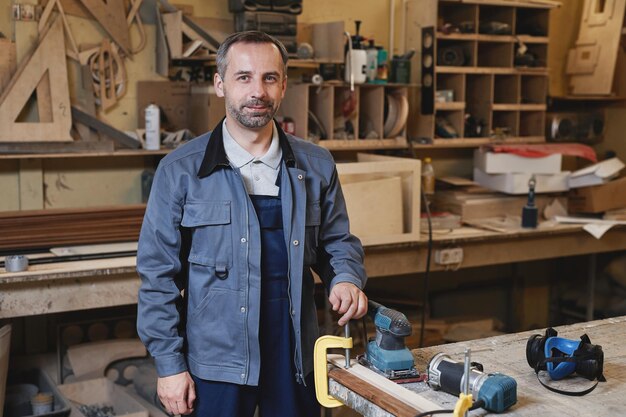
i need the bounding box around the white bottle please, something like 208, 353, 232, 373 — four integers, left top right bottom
144, 103, 160, 150
422, 157, 435, 195
345, 49, 367, 85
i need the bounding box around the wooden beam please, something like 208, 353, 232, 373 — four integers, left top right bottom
71, 106, 140, 149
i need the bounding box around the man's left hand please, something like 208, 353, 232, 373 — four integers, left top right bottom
329, 282, 368, 326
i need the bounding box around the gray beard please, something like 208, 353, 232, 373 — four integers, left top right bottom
227, 100, 277, 129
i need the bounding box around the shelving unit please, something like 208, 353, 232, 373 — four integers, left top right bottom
277, 83, 411, 151
408, 0, 555, 145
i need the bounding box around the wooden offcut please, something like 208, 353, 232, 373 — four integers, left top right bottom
0, 325, 11, 415
0, 18, 72, 143
568, 0, 626, 95
77, 0, 132, 56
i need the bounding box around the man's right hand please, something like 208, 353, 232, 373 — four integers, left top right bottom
157, 371, 196, 415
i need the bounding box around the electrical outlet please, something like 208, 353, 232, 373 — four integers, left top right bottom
434, 248, 464, 265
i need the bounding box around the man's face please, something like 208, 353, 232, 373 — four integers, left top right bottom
214, 42, 287, 130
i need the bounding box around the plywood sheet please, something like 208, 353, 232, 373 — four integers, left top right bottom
568, 0, 626, 95
342, 176, 404, 238
0, 18, 72, 142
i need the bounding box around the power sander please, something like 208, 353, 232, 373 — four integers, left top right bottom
358, 300, 420, 381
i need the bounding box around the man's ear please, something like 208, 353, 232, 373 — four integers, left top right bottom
214, 72, 225, 98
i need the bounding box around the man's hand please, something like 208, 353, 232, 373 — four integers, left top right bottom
157, 371, 196, 415
329, 282, 368, 326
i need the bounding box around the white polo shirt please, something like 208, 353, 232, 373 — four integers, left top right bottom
222, 121, 282, 196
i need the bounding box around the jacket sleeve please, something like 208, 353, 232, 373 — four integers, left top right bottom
313, 165, 368, 292
136, 162, 188, 377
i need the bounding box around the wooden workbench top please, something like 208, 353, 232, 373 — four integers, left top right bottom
330, 316, 626, 416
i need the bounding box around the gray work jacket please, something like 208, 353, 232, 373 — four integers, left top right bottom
136, 120, 367, 386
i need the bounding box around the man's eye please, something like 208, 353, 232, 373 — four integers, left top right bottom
265, 76, 277, 82
238, 75, 249, 81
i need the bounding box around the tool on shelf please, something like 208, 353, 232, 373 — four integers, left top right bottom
428, 351, 517, 413
522, 175, 538, 228
358, 300, 420, 382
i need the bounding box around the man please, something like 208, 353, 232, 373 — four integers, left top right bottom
137, 31, 367, 417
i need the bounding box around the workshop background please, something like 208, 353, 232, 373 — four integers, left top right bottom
1, 0, 626, 416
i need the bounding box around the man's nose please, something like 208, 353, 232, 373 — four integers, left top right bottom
250, 78, 267, 99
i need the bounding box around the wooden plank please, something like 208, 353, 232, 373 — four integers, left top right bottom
77, 0, 131, 56
568, 0, 626, 95
327, 355, 442, 413
71, 106, 140, 149
0, 39, 17, 93
0, 325, 10, 414
0, 18, 72, 142
162, 11, 183, 58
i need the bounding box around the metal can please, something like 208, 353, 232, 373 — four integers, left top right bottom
144, 103, 160, 150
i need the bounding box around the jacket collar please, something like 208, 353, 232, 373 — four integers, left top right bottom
197, 118, 296, 178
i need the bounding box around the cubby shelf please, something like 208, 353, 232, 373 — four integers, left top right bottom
408, 0, 555, 146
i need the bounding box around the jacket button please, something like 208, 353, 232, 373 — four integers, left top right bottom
293, 240, 299, 246
297, 174, 303, 180
240, 307, 246, 313
241, 237, 247, 243
241, 373, 245, 379
291, 309, 296, 316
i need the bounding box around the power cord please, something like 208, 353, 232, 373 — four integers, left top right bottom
408, 140, 433, 349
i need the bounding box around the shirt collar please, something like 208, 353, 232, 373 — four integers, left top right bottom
198, 118, 296, 178
222, 120, 282, 170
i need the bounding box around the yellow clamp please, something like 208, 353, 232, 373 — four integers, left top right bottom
313, 335, 353, 408
453, 393, 473, 417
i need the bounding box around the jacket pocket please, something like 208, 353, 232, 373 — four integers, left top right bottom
182, 201, 233, 271
186, 288, 245, 369
304, 201, 321, 266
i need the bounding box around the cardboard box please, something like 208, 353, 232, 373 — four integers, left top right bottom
568, 176, 626, 213
568, 157, 625, 189
473, 168, 570, 195
473, 149, 562, 174
58, 378, 148, 417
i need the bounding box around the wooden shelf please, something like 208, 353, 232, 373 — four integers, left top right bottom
436, 66, 548, 75
0, 149, 170, 160
435, 101, 466, 110
437, 32, 548, 43
413, 136, 545, 148
319, 138, 408, 151
172, 56, 339, 69
492, 103, 546, 111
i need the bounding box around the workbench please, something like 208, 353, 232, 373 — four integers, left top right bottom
328, 315, 626, 416
1, 223, 626, 319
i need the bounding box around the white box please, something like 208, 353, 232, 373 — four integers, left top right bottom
569, 157, 625, 189
473, 149, 562, 174
473, 168, 570, 195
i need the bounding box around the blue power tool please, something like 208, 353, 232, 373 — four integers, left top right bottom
428, 353, 517, 413
358, 301, 420, 381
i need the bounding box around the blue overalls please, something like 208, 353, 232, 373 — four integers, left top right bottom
191, 175, 320, 417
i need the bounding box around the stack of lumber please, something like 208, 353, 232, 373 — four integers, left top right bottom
0, 205, 145, 250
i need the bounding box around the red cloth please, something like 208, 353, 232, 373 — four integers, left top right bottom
485, 143, 597, 162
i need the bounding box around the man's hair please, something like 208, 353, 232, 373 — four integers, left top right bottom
216, 31, 289, 79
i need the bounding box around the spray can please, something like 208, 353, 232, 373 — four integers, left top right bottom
144, 103, 160, 150
366, 40, 378, 82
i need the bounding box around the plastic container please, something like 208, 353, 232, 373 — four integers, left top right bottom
365, 40, 378, 82
422, 157, 435, 195
4, 369, 71, 417
144, 103, 160, 151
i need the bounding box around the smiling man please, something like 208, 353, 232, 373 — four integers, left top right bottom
136, 31, 368, 417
